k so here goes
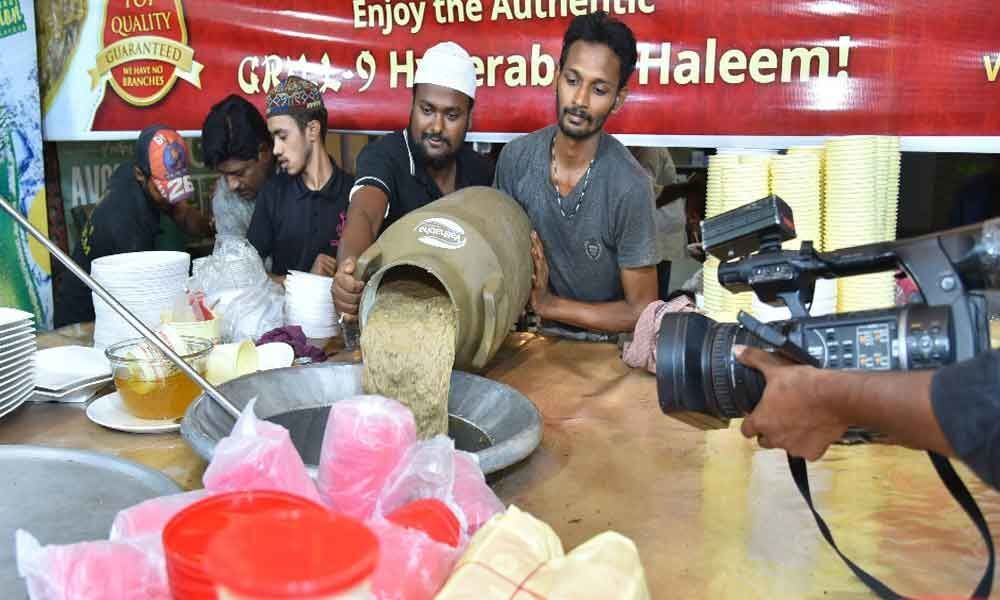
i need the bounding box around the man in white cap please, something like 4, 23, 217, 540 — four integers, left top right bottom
333, 41, 493, 320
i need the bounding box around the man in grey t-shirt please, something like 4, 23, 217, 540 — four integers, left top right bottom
494, 11, 658, 336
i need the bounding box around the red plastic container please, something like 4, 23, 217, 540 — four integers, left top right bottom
163, 491, 329, 600
204, 506, 379, 599
386, 498, 462, 547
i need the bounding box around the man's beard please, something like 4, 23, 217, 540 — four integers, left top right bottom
554, 94, 610, 140
409, 126, 459, 171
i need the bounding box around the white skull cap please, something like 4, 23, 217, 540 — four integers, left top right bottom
414, 41, 477, 100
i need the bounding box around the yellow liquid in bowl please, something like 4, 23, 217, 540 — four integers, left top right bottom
114, 369, 204, 420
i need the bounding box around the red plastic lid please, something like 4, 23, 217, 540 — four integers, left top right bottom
204, 509, 379, 597
386, 498, 461, 547
163, 491, 329, 599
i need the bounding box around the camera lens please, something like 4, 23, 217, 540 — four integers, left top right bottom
656, 313, 767, 429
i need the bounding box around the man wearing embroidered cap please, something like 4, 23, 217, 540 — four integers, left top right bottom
248, 76, 353, 280
332, 41, 494, 321
54, 125, 212, 327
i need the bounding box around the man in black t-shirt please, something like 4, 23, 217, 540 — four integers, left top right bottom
54, 125, 211, 327
332, 42, 493, 320
247, 76, 352, 280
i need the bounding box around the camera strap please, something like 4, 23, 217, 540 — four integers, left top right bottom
788, 452, 994, 599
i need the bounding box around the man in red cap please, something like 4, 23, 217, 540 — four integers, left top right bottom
53, 125, 212, 327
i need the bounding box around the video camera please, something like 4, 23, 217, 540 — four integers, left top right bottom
656, 195, 999, 429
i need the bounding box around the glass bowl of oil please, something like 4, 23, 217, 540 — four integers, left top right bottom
105, 336, 213, 420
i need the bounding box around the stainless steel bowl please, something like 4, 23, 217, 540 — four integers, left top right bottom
180, 362, 542, 475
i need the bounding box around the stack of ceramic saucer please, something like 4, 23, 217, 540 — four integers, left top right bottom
0, 307, 36, 420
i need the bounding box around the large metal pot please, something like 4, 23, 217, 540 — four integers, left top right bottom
181, 363, 542, 475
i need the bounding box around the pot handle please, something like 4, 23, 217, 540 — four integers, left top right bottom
356, 244, 383, 282
472, 272, 503, 370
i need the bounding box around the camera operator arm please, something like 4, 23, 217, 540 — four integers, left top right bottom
735, 345, 952, 461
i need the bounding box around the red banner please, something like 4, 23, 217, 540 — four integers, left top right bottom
41, 1, 1000, 146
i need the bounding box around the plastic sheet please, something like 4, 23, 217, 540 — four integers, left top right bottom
202, 400, 322, 504
317, 395, 417, 519
16, 531, 170, 600
188, 235, 284, 342
108, 490, 213, 541
367, 517, 461, 600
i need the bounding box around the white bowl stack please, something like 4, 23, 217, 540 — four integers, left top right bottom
284, 270, 339, 340
0, 307, 36, 420
91, 251, 191, 349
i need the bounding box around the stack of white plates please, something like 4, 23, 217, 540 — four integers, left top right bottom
752, 278, 838, 322
91, 251, 191, 349
33, 345, 112, 403
822, 136, 900, 311
284, 270, 339, 340
0, 307, 36, 419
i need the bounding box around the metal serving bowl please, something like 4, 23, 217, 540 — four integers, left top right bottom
180, 362, 542, 475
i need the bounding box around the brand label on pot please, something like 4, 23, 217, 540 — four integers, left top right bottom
415, 217, 466, 250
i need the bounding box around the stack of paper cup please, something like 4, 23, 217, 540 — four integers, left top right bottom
703, 152, 773, 322
770, 153, 822, 250
283, 270, 339, 341
822, 136, 900, 312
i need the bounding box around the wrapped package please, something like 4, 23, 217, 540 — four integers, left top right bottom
108, 490, 212, 541
437, 507, 650, 600
367, 517, 461, 600
375, 436, 467, 534
515, 532, 651, 600
438, 505, 563, 598
376, 436, 503, 537
317, 395, 417, 518
16, 530, 170, 600
202, 399, 321, 504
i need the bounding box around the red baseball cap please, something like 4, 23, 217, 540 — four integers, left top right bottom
137, 125, 194, 204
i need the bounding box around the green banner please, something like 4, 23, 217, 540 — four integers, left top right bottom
0, 1, 51, 327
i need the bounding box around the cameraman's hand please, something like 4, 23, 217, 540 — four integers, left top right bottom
734, 345, 851, 460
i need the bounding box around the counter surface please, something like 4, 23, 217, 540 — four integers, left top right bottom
3, 325, 999, 598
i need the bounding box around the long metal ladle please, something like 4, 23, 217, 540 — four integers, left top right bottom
0, 198, 242, 419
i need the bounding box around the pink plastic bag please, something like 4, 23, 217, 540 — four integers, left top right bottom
377, 437, 503, 537
317, 395, 417, 518
202, 399, 321, 504
452, 451, 504, 535
109, 490, 212, 541
368, 517, 462, 600
16, 530, 170, 600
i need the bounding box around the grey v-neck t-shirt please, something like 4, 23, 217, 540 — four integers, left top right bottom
494, 125, 659, 304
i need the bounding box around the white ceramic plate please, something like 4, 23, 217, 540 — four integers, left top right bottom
0, 307, 33, 328
86, 391, 181, 434
34, 346, 112, 391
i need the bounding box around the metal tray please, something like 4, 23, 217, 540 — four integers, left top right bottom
0, 445, 181, 599
181, 362, 543, 475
